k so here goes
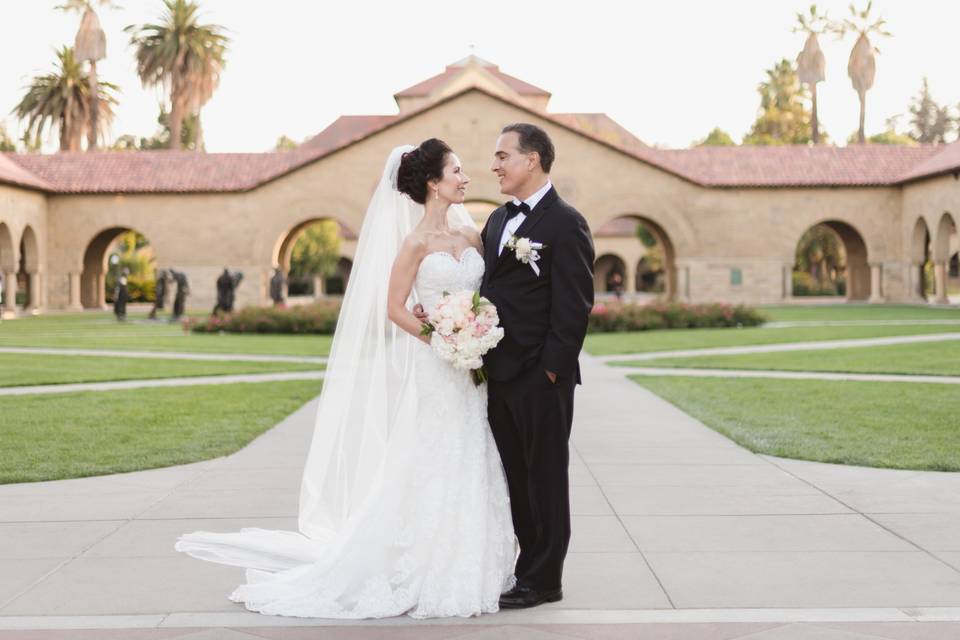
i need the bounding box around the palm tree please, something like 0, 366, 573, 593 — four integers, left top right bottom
57, 0, 115, 151
12, 46, 118, 151
794, 5, 828, 144
834, 1, 891, 144
125, 0, 228, 151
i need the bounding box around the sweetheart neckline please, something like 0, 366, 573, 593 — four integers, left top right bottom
424, 246, 481, 263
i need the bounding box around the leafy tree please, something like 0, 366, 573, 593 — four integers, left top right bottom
794, 4, 830, 144
794, 225, 845, 291
57, 0, 116, 151
907, 78, 956, 144
743, 58, 823, 145
695, 127, 735, 147
0, 124, 16, 152
126, 0, 228, 150
12, 46, 118, 151
290, 221, 342, 282
105, 231, 156, 302
834, 1, 891, 144
275, 135, 298, 151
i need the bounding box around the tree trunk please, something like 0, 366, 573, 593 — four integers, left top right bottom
194, 112, 204, 152
811, 83, 820, 144
87, 60, 99, 151
169, 99, 183, 151
857, 89, 866, 144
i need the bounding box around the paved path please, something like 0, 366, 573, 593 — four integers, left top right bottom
2, 355, 959, 638
0, 371, 325, 396
764, 319, 960, 328
0, 346, 326, 365
620, 366, 960, 384
599, 331, 960, 362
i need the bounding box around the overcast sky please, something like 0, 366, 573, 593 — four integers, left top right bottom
1, 0, 958, 153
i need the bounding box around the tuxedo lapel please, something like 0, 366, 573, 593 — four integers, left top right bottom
484, 208, 506, 282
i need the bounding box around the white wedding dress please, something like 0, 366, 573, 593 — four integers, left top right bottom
176, 243, 516, 619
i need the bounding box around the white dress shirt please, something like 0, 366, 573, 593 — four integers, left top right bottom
498, 180, 553, 256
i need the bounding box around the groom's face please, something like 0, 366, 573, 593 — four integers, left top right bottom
492, 132, 533, 197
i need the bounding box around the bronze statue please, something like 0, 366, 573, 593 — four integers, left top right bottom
269, 267, 286, 307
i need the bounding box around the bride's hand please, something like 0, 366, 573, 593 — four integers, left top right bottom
412, 303, 428, 323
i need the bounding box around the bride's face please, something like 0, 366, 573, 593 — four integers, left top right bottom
433, 153, 470, 204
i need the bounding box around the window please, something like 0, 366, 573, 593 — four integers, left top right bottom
730, 268, 743, 286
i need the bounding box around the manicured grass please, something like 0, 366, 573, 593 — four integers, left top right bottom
0, 380, 321, 484
614, 338, 960, 376
0, 312, 332, 356
0, 352, 323, 387
584, 323, 960, 356
758, 304, 960, 322
630, 375, 960, 471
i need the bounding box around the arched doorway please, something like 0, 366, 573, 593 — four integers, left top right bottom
81, 228, 156, 309
932, 212, 958, 304
18, 226, 40, 311
594, 254, 626, 294
0, 222, 16, 314
792, 220, 870, 300
463, 200, 499, 229
593, 215, 677, 300
275, 218, 356, 299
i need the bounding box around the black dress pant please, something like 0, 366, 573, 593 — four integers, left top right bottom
488, 364, 576, 591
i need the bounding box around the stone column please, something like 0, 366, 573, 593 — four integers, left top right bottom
27, 272, 41, 312
313, 275, 324, 300
782, 264, 793, 299
623, 259, 637, 296
96, 273, 107, 309
2, 270, 17, 315
933, 261, 949, 304
68, 272, 83, 311
868, 263, 884, 303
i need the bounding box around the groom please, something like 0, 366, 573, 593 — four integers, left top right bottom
480, 123, 594, 608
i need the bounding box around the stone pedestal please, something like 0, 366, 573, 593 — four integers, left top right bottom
933, 261, 949, 305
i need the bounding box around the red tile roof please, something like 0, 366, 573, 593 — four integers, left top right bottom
2, 86, 959, 194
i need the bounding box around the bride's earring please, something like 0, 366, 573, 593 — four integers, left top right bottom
434, 188, 439, 200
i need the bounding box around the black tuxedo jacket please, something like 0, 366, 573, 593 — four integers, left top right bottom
479, 186, 595, 383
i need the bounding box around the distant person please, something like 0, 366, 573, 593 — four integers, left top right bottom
607, 271, 624, 301
170, 270, 190, 322
269, 267, 286, 307
149, 269, 169, 320
113, 268, 130, 321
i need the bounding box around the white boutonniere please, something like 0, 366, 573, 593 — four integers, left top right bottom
505, 235, 546, 276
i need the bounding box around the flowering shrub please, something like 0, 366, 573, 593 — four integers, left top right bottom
186, 302, 340, 334
587, 301, 766, 333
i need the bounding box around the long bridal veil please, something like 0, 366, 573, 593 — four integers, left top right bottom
175, 145, 478, 584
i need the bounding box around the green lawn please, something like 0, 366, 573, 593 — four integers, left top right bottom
630, 375, 960, 471
584, 323, 960, 356
0, 352, 323, 387
0, 312, 332, 356
614, 338, 960, 377
0, 380, 321, 484
758, 304, 960, 322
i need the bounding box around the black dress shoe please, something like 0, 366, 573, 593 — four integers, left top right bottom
498, 585, 563, 609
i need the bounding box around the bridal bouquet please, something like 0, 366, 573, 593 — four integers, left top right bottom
420, 290, 504, 385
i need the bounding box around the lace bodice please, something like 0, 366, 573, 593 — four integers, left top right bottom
414, 247, 485, 311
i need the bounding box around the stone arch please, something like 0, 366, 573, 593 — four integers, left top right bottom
463, 199, 499, 229
594, 214, 677, 300
274, 218, 357, 298
80, 227, 155, 309
909, 217, 932, 300
593, 253, 626, 294
932, 212, 958, 304
793, 220, 871, 300
18, 225, 40, 310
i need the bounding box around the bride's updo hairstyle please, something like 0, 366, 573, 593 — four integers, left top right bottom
396, 138, 452, 204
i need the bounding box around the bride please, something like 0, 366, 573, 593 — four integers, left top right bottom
176, 139, 517, 618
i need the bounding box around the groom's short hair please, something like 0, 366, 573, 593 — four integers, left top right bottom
501, 123, 555, 173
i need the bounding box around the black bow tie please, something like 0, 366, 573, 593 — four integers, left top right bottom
504, 201, 531, 222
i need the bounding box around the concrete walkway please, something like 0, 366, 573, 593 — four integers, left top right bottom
2, 356, 959, 639
621, 366, 960, 384
599, 331, 960, 362
0, 371, 325, 396
0, 346, 326, 365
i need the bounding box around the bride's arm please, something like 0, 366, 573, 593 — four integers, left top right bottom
387, 236, 430, 343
